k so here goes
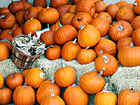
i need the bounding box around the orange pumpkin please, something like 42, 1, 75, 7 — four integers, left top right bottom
11, 23, 19, 32
0, 87, 12, 105
91, 0, 101, 3
15, 10, 25, 25
0, 29, 13, 42
71, 12, 93, 30
118, 88, 140, 105
109, 20, 133, 41
73, 0, 80, 4
0, 7, 10, 14
79, 70, 105, 94
116, 1, 128, 8
50, 19, 61, 32
13, 27, 23, 37
55, 59, 76, 87
133, 1, 140, 15
119, 3, 133, 9
51, 0, 68, 8
131, 16, 140, 30
36, 79, 61, 104
78, 24, 100, 48
36, 6, 43, 13
94, 39, 117, 56
68, 5, 76, 14
61, 39, 81, 61
63, 84, 89, 105
33, 0, 47, 8
13, 83, 35, 105
0, 73, 4, 88
25, 67, 46, 88
60, 13, 75, 25
93, 13, 99, 20
97, 12, 112, 24
132, 28, 140, 46
23, 18, 41, 35
38, 7, 59, 24
0, 38, 12, 51
21, 0, 32, 10
95, 54, 118, 76
46, 45, 61, 60
0, 43, 9, 61
21, 69, 30, 79
95, 1, 107, 13
91, 17, 110, 37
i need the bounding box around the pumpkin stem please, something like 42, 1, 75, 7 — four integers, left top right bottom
40, 72, 46, 80
107, 16, 110, 20
103, 56, 109, 63
50, 88, 55, 97
58, 23, 62, 28
47, 6, 50, 9
85, 46, 90, 50
91, 8, 94, 12
72, 84, 76, 87
23, 83, 27, 88
51, 78, 55, 83
130, 42, 134, 47
130, 88, 134, 92
26, 11, 29, 14
102, 83, 109, 92
79, 25, 85, 30
9, 31, 12, 34
97, 68, 105, 77
46, 24, 49, 28
10, 75, 13, 78
117, 25, 124, 31
61, 58, 65, 68
133, 3, 137, 6
99, 50, 103, 54
77, 17, 81, 21
0, 15, 6, 19
72, 38, 77, 44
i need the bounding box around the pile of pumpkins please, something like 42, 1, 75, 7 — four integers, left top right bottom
0, 0, 140, 104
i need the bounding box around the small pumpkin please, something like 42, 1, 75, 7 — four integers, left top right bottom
131, 16, 140, 30
13, 83, 35, 105
63, 84, 89, 105
13, 27, 23, 37
132, 28, 140, 46
0, 38, 12, 51
36, 79, 61, 104
51, 0, 68, 8
97, 12, 112, 24
50, 19, 61, 32
118, 88, 140, 105
5, 72, 23, 90
133, 1, 140, 15
73, 0, 80, 4
91, 0, 101, 3
0, 43, 9, 61
60, 13, 75, 25
11, 23, 19, 32
25, 67, 46, 88
46, 45, 61, 60
68, 5, 76, 14
21, 69, 30, 79
15, 10, 25, 25
95, 1, 107, 13
79, 69, 105, 94
33, 0, 47, 8
0, 29, 13, 42
77, 46, 96, 64
0, 87, 12, 105
0, 73, 4, 88
36, 6, 43, 13
21, 0, 32, 10
55, 59, 76, 87
116, 1, 128, 8
93, 13, 99, 20
0, 7, 10, 14
61, 39, 81, 61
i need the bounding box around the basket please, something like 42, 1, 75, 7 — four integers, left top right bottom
11, 35, 42, 69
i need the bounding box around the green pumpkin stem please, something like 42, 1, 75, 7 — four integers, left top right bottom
130, 42, 134, 47
0, 15, 6, 19
50, 88, 55, 97
58, 23, 62, 28
97, 68, 105, 77
61, 58, 65, 68
79, 25, 85, 30
130, 88, 134, 92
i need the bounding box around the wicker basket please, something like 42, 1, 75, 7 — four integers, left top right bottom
11, 35, 42, 69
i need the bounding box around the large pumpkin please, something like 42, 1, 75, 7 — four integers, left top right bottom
78, 24, 100, 48
63, 84, 89, 105
0, 43, 9, 61
0, 73, 4, 88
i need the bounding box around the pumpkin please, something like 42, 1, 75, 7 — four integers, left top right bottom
131, 16, 140, 30
118, 43, 140, 67
40, 31, 55, 46
38, 7, 59, 24
94, 39, 117, 56
11, 23, 19, 32
33, 0, 47, 8
0, 43, 9, 61
21, 0, 32, 10
117, 37, 133, 50
15, 10, 25, 25
76, 0, 95, 17
0, 7, 10, 14
0, 87, 12, 105
0, 12, 15, 29
60, 13, 75, 25
109, 20, 133, 41
51, 0, 68, 8
73, 0, 80, 4
40, 89, 65, 105
116, 7, 135, 23
57, 4, 72, 17
23, 18, 41, 35
77, 46, 96, 64
106, 4, 119, 19
0, 73, 4, 88
93, 13, 99, 20
54, 24, 77, 45
95, 1, 107, 13
97, 12, 112, 24
119, 3, 133, 9
46, 45, 61, 60
61, 39, 81, 61
63, 84, 89, 105
36, 6, 44, 13
116, 1, 128, 8
79, 70, 105, 94
133, 1, 140, 15
25, 67, 46, 88
21, 69, 30, 79
68, 5, 76, 14
91, 0, 101, 3
0, 29, 13, 42
36, 79, 61, 104
13, 83, 35, 105
91, 17, 110, 37
50, 19, 61, 32
0, 38, 12, 51
13, 27, 23, 37
118, 88, 140, 105
78, 25, 100, 48
95, 54, 118, 76
71, 12, 93, 30
5, 72, 23, 90
55, 59, 76, 87
24, 7, 39, 21
94, 83, 117, 105
8, 0, 24, 13
132, 28, 140, 46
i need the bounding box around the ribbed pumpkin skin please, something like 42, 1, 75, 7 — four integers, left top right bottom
36, 80, 61, 104
78, 25, 100, 48
94, 39, 117, 56
13, 85, 35, 105
60, 13, 75, 25
55, 66, 76, 87
51, 0, 68, 8
109, 21, 133, 41
97, 12, 112, 24
63, 85, 89, 105
0, 73, 4, 88
118, 46, 140, 67
57, 5, 72, 17
116, 1, 128, 8
61, 40, 81, 61
118, 88, 140, 105
131, 16, 140, 30
50, 19, 61, 32
133, 2, 140, 15
95, 54, 118, 76
79, 71, 105, 94
54, 25, 77, 45
94, 91, 117, 105
25, 67, 45, 88
132, 28, 140, 46
33, 0, 47, 8
0, 43, 9, 61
